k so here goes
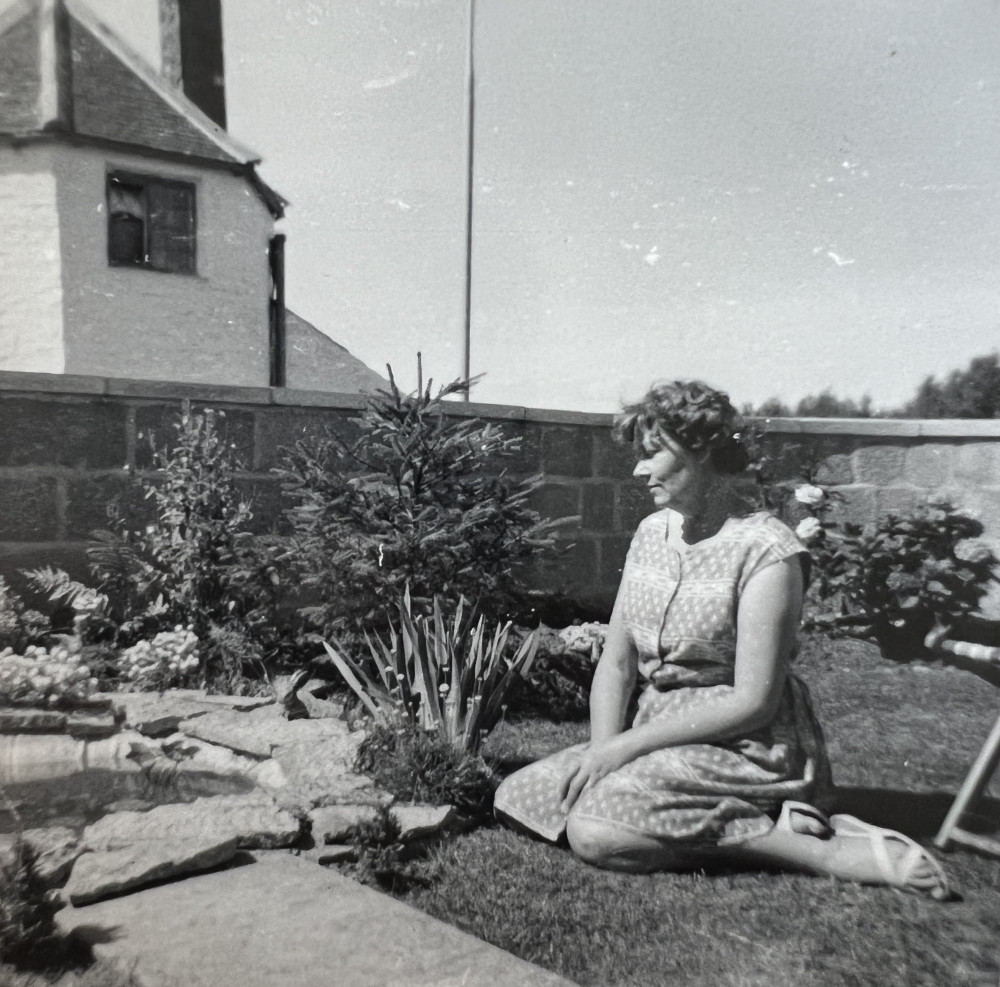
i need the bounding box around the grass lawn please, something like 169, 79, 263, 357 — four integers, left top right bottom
402, 634, 1000, 987
0, 963, 138, 987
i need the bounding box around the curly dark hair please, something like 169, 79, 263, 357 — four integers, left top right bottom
613, 380, 750, 474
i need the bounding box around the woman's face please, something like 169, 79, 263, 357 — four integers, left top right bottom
632, 429, 709, 514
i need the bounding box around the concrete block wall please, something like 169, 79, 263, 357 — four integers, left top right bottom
759, 418, 1000, 538
0, 372, 639, 612
1, 371, 999, 618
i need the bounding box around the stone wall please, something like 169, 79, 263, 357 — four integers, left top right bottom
2, 370, 999, 617
757, 417, 1000, 531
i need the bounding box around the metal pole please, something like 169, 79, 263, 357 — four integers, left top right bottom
462, 0, 476, 400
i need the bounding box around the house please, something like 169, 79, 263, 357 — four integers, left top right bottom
0, 0, 385, 393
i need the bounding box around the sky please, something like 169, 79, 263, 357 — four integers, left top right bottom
81, 0, 1000, 412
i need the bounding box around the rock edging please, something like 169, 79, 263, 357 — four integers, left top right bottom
11, 688, 459, 906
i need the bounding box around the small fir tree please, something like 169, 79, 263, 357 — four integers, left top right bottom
277, 361, 561, 649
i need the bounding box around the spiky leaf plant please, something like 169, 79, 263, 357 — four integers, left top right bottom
323, 590, 539, 754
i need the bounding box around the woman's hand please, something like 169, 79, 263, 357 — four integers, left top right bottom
558, 736, 634, 814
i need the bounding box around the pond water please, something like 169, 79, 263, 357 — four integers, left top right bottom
0, 767, 257, 834
0, 733, 257, 834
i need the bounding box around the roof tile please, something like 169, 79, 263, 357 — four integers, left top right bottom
69, 14, 237, 164
0, 5, 41, 133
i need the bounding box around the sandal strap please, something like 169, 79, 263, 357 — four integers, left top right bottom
776, 800, 833, 836
858, 826, 950, 899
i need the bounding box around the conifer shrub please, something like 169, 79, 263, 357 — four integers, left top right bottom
277, 365, 563, 651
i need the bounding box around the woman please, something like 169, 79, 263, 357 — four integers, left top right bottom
495, 380, 950, 899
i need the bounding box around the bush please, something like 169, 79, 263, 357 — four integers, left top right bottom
39, 405, 292, 692
0, 841, 56, 967
354, 721, 498, 823
0, 579, 47, 656
277, 364, 562, 649
790, 486, 998, 658
340, 805, 437, 893
324, 592, 539, 754
506, 623, 606, 722
509, 653, 593, 722
0, 642, 98, 709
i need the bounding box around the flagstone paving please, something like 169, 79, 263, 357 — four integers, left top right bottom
57, 849, 577, 987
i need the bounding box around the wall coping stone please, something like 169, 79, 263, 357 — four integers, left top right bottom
104, 378, 277, 404
1, 371, 1000, 437
269, 387, 368, 410
0, 371, 107, 395
758, 416, 1000, 438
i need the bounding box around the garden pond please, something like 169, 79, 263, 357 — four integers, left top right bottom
0, 731, 257, 834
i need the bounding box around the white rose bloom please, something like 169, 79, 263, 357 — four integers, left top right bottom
794, 484, 826, 506
954, 538, 994, 565
796, 517, 823, 545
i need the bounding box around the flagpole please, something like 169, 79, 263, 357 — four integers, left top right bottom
462, 0, 475, 400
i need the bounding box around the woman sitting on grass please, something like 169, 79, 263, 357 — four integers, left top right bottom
495, 379, 951, 900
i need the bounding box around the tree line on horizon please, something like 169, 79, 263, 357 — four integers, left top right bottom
746, 351, 1000, 420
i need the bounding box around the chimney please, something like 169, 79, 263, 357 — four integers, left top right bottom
37, 0, 73, 131
159, 0, 227, 129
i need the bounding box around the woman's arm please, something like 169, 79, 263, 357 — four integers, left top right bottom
559, 556, 804, 812
589, 592, 638, 743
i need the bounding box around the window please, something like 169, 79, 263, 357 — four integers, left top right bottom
107, 172, 196, 274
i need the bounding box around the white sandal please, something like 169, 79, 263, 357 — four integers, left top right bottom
830, 813, 952, 901
774, 801, 834, 838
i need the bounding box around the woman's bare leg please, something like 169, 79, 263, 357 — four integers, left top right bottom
733, 808, 947, 896
566, 805, 948, 896
565, 815, 721, 873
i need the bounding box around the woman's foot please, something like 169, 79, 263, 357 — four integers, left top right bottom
742, 809, 953, 900
828, 814, 952, 901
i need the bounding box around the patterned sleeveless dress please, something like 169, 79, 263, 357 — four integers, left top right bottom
494, 509, 831, 847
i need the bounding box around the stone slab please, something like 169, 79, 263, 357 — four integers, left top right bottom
309, 804, 379, 843
0, 709, 68, 733
299, 844, 356, 865
65, 712, 118, 738
160, 733, 265, 783
65, 835, 240, 906
100, 691, 274, 738
57, 850, 576, 987
83, 792, 302, 852
393, 804, 456, 842
179, 703, 352, 759
265, 733, 379, 812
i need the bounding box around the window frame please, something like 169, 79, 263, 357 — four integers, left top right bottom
106, 170, 198, 275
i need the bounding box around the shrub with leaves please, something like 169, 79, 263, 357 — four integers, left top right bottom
342, 806, 435, 893
354, 719, 498, 822
277, 364, 562, 647
0, 642, 98, 708
323, 592, 539, 754
506, 622, 606, 722
73, 406, 288, 690
0, 577, 48, 654
790, 488, 998, 657
0, 839, 56, 967
118, 626, 200, 692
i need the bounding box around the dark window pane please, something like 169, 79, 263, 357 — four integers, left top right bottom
106, 172, 196, 275
108, 213, 145, 264
148, 182, 196, 274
